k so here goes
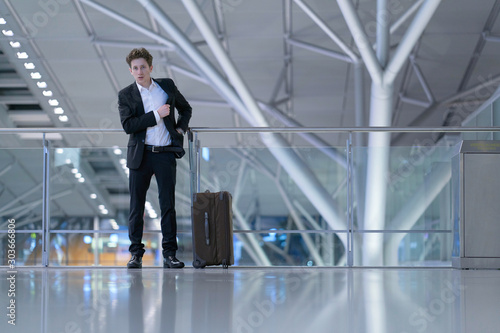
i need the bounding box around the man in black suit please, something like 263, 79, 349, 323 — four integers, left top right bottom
118, 48, 192, 269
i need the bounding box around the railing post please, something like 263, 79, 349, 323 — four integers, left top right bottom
347, 132, 354, 267
41, 134, 50, 267
188, 129, 197, 199
195, 133, 201, 193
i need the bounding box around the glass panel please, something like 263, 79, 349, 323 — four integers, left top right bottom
234, 231, 346, 266
49, 231, 166, 266
392, 232, 452, 267
0, 146, 43, 232
351, 143, 455, 267
194, 132, 348, 266
493, 99, 500, 140
0, 231, 43, 266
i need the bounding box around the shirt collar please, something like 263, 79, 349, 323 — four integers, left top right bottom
136, 78, 157, 93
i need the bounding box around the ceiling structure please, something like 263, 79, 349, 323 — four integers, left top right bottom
0, 0, 500, 233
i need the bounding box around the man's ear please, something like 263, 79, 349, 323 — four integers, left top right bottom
129, 67, 133, 75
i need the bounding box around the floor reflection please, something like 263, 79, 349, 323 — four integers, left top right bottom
0, 267, 499, 333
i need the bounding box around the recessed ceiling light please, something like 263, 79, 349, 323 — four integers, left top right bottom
54, 107, 64, 114
24, 62, 35, 69
90, 193, 97, 199
48, 99, 59, 106
0, 18, 7, 25
2, 29, 13, 36
16, 52, 28, 59
30, 72, 41, 79
58, 115, 68, 122
42, 90, 53, 97
37, 81, 47, 88
9, 41, 20, 48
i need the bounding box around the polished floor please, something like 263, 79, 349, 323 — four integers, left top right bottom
1, 266, 500, 333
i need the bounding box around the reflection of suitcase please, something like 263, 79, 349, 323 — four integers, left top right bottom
191, 190, 234, 268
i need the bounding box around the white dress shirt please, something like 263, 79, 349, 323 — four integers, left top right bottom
136, 79, 171, 146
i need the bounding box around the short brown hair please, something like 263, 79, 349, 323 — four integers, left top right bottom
125, 48, 153, 67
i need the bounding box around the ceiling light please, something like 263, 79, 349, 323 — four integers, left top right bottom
16, 52, 28, 59
48, 99, 59, 106
71, 168, 78, 174
0, 18, 7, 24
78, 178, 85, 183
9, 41, 20, 48
101, 209, 109, 215
58, 115, 68, 122
56, 148, 64, 154
24, 62, 35, 69
113, 148, 122, 155
98, 205, 105, 210
75, 173, 82, 179
42, 90, 53, 97
30, 72, 41, 79
2, 29, 13, 36
37, 81, 47, 88
54, 107, 64, 114
90, 193, 97, 199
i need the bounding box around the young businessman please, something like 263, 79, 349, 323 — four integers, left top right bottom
118, 48, 192, 268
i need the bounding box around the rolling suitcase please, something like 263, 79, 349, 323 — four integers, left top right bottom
191, 190, 234, 268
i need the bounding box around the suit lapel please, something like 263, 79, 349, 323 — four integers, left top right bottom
130, 83, 146, 115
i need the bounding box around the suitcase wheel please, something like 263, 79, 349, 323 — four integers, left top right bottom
193, 259, 206, 269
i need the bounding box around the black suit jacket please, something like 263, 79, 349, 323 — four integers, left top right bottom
118, 78, 192, 169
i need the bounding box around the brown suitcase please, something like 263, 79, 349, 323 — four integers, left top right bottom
191, 190, 234, 268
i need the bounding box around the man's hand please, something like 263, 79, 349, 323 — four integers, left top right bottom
157, 104, 170, 118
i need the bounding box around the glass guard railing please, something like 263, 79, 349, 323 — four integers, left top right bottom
0, 127, 498, 267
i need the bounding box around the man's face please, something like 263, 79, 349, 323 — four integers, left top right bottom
129, 58, 152, 87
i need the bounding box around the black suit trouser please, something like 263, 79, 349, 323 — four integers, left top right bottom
128, 150, 177, 258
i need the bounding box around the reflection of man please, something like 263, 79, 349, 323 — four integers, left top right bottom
128, 271, 144, 331
118, 48, 192, 269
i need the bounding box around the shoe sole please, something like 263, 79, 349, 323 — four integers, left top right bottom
163, 263, 185, 269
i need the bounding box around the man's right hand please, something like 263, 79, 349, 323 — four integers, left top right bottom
157, 104, 170, 118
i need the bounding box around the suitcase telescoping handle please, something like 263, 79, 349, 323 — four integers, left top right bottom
204, 212, 210, 245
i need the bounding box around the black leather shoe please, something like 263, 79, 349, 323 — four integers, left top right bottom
127, 255, 142, 269
163, 256, 185, 269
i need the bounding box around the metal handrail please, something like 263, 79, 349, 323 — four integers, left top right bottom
0, 126, 499, 134
189, 126, 500, 133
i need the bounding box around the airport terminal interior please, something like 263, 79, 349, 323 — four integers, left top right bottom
1, 0, 500, 332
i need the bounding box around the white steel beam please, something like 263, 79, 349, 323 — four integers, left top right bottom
384, 0, 442, 85
336, 0, 383, 84
293, 0, 360, 62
